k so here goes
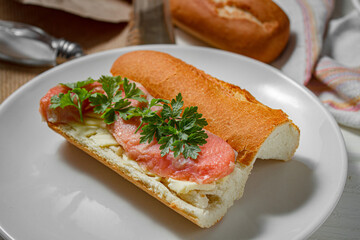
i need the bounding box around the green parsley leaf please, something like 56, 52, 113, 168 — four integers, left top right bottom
88, 76, 148, 124
89, 92, 109, 114
128, 98, 169, 134
99, 75, 122, 99
158, 136, 174, 157
50, 93, 66, 109
102, 108, 117, 124
170, 93, 184, 117
123, 78, 148, 103
172, 140, 185, 158
135, 93, 208, 159
61, 78, 95, 89
50, 78, 95, 122
183, 144, 201, 159
50, 87, 91, 122
140, 123, 160, 144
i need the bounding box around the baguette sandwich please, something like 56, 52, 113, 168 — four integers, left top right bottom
40, 50, 300, 228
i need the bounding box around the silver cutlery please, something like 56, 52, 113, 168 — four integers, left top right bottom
0, 20, 83, 66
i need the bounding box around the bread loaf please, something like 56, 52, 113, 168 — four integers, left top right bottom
111, 50, 300, 166
170, 0, 290, 63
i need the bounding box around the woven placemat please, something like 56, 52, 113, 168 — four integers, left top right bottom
0, 0, 130, 103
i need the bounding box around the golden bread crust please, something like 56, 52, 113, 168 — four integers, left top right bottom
170, 0, 290, 63
110, 50, 297, 166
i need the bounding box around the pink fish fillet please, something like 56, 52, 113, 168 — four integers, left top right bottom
40, 81, 235, 184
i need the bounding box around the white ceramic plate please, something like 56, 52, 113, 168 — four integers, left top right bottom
0, 45, 347, 240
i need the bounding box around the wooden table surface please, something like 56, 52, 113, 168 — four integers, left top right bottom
1, 0, 360, 239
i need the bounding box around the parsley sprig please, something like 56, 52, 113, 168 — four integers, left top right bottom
144, 94, 208, 159
50, 76, 208, 159
89, 76, 147, 124
50, 78, 95, 122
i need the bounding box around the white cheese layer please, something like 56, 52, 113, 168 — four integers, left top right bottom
68, 114, 243, 209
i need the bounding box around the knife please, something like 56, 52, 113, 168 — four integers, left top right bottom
0, 20, 83, 66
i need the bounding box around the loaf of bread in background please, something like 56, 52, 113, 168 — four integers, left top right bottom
170, 0, 290, 63
111, 50, 300, 167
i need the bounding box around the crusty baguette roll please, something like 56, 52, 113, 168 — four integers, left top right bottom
110, 50, 300, 166
170, 0, 290, 63
42, 50, 300, 228
45, 115, 250, 228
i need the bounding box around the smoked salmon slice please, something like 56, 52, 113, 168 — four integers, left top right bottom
40, 80, 235, 184
108, 117, 235, 184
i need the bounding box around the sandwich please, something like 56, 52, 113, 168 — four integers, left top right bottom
39, 50, 300, 228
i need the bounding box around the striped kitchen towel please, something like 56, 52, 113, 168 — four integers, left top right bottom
314, 57, 360, 128
313, 10, 360, 128
273, 0, 360, 129
272, 0, 334, 85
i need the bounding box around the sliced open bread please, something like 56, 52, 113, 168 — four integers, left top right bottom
110, 50, 300, 167
46, 117, 251, 228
